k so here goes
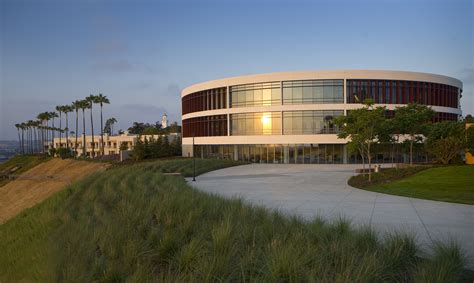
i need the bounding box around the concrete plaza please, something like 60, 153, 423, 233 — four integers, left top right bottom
189, 164, 474, 267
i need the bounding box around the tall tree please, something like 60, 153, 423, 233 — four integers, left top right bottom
79, 100, 90, 157
37, 112, 49, 153
55, 106, 64, 148
15, 123, 22, 154
104, 117, 117, 135
72, 100, 81, 157
425, 121, 466, 164
86, 95, 97, 157
21, 123, 27, 154
95, 94, 110, 156
63, 105, 73, 152
334, 100, 387, 182
49, 112, 58, 148
392, 103, 435, 165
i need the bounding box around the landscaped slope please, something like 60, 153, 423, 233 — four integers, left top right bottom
0, 155, 50, 187
0, 158, 109, 223
0, 159, 470, 282
355, 166, 474, 205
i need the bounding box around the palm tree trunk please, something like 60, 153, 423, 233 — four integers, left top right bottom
100, 104, 104, 156
90, 105, 95, 158
17, 129, 21, 154
21, 129, 24, 154
52, 118, 55, 143
66, 113, 69, 152
59, 112, 62, 148
82, 109, 87, 157
75, 110, 79, 158
33, 127, 37, 154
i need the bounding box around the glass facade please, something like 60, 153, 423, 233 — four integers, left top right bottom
182, 87, 227, 115
194, 143, 436, 164
230, 112, 281, 135
182, 115, 227, 137
346, 79, 460, 108
194, 144, 345, 164
283, 110, 343, 135
230, 82, 281, 108
283, 80, 344, 104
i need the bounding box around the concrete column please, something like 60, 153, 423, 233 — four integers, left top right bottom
343, 78, 347, 116
343, 144, 348, 164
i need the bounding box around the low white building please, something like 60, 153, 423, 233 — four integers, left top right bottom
46, 132, 180, 157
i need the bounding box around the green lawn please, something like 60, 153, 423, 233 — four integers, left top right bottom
0, 159, 471, 282
0, 155, 51, 187
359, 166, 474, 205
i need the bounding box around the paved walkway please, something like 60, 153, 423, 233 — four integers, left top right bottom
189, 164, 474, 266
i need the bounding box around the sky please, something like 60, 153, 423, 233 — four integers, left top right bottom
1, 0, 473, 140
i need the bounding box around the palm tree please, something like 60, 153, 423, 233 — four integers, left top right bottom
20, 122, 26, 154
55, 106, 64, 148
49, 112, 58, 149
15, 123, 22, 154
86, 95, 97, 157
37, 112, 50, 153
72, 100, 81, 157
95, 94, 110, 156
79, 99, 90, 157
63, 105, 73, 152
106, 117, 117, 135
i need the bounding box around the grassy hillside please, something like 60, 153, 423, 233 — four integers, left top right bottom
0, 158, 109, 223
1, 159, 470, 282
352, 166, 474, 205
0, 155, 50, 187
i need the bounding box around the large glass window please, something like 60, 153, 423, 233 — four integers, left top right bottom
182, 87, 227, 114
230, 82, 281, 107
230, 112, 281, 135
346, 79, 459, 108
283, 110, 343, 135
282, 80, 343, 104
182, 115, 227, 137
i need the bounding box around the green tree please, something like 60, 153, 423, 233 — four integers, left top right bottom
170, 136, 182, 156
425, 121, 466, 164
63, 105, 74, 152
86, 94, 97, 157
119, 141, 129, 151
132, 138, 146, 161
466, 126, 474, 155
464, 114, 474, 124
36, 112, 50, 154
95, 93, 110, 156
79, 100, 90, 157
334, 100, 387, 181
392, 103, 435, 165
72, 100, 82, 157
104, 117, 117, 135
49, 111, 58, 146
14, 123, 22, 154
55, 105, 64, 148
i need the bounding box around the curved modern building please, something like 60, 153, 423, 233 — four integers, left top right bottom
181, 70, 462, 164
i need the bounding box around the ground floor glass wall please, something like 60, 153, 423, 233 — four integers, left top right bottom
194, 144, 345, 164
193, 144, 435, 164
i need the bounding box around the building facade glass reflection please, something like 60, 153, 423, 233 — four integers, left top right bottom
181, 71, 463, 164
